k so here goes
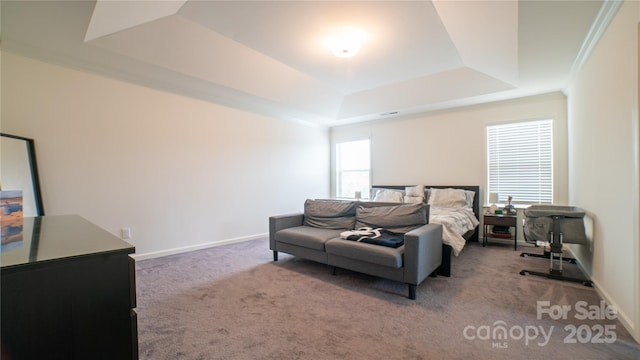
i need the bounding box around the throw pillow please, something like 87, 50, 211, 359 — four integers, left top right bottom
372, 189, 404, 203
303, 199, 357, 229
405, 185, 425, 197
464, 190, 476, 208
428, 188, 469, 208
355, 203, 428, 234
403, 195, 424, 204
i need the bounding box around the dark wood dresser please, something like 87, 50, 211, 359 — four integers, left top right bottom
1, 215, 138, 360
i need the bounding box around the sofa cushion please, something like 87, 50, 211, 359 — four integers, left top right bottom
276, 226, 344, 251
303, 199, 357, 229
355, 203, 427, 234
325, 239, 404, 268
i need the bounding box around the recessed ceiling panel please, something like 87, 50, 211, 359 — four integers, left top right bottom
88, 14, 344, 119
85, 0, 187, 41
338, 67, 515, 120
178, 1, 464, 94
433, 0, 519, 86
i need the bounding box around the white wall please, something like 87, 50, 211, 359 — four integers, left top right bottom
331, 92, 569, 208
1, 52, 330, 258
566, 0, 640, 343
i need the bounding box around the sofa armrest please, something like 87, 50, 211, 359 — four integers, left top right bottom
269, 213, 304, 250
403, 223, 443, 285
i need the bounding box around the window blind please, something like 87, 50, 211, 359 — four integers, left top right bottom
487, 119, 553, 205
336, 139, 370, 199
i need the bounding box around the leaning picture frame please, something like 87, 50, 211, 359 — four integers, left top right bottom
0, 133, 45, 217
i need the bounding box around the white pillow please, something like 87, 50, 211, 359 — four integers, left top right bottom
464, 190, 475, 208
405, 185, 425, 197
428, 188, 469, 208
373, 189, 404, 203
403, 195, 425, 204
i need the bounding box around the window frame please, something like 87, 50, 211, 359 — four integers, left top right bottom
334, 138, 371, 199
485, 118, 554, 206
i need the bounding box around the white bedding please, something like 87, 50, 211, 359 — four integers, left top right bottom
429, 206, 479, 256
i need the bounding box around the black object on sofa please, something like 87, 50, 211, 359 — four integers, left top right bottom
269, 200, 443, 299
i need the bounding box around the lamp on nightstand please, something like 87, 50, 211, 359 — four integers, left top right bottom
489, 192, 499, 214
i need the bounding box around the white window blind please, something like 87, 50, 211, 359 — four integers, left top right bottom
336, 139, 370, 199
487, 119, 553, 205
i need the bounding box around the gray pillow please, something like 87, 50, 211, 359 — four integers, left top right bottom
355, 203, 428, 234
303, 199, 358, 229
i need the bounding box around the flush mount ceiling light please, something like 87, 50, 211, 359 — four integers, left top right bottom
326, 27, 366, 58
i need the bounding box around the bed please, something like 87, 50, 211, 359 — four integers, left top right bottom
371, 185, 480, 276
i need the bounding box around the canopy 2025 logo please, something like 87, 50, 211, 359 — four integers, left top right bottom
462, 300, 617, 348
538, 300, 617, 344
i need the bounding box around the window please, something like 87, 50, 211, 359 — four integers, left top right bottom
336, 139, 370, 199
487, 119, 553, 205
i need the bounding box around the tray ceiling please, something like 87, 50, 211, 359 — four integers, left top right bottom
1, 1, 605, 126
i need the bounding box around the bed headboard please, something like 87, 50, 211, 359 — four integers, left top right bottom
371, 185, 481, 242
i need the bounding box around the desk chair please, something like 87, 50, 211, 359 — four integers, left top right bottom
520, 205, 593, 287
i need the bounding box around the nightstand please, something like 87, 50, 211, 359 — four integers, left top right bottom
483, 214, 518, 250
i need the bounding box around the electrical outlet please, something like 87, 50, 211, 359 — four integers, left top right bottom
121, 227, 131, 240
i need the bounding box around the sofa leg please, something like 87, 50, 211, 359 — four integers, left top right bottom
332, 266, 337, 276
273, 251, 278, 262
408, 284, 416, 300
429, 270, 438, 278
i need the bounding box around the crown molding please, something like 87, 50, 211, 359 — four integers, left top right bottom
569, 0, 624, 79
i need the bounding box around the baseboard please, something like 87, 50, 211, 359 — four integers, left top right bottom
590, 276, 638, 344
131, 233, 267, 261
567, 248, 638, 344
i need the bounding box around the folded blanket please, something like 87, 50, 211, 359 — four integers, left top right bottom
340, 227, 404, 248
357, 236, 404, 248
340, 227, 382, 241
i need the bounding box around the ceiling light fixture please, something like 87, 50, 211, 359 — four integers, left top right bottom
326, 27, 366, 58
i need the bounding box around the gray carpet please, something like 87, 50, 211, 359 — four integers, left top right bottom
136, 238, 640, 359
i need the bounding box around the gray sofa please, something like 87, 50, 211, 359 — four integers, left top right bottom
269, 199, 443, 299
